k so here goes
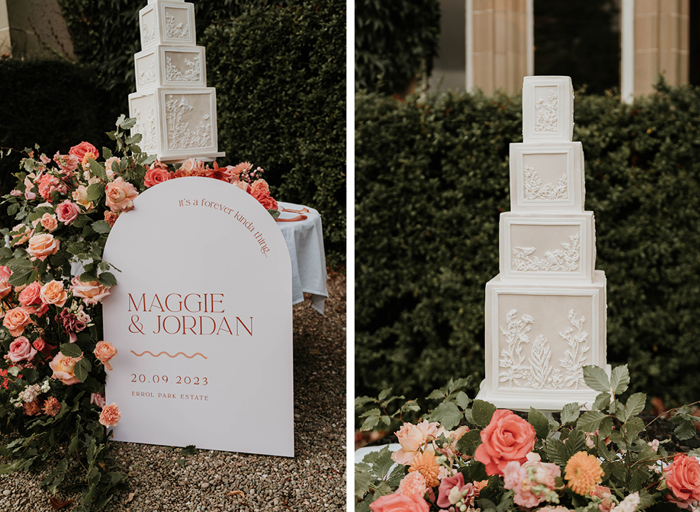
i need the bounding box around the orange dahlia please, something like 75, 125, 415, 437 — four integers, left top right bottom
565, 451, 604, 495
408, 449, 440, 487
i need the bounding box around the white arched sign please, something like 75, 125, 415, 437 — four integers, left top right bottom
102, 177, 294, 457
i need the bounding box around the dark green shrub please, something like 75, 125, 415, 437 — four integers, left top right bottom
356, 82, 700, 405
355, 0, 440, 95
0, 58, 117, 227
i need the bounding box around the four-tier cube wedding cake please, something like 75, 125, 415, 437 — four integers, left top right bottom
477, 76, 609, 411
129, 0, 225, 163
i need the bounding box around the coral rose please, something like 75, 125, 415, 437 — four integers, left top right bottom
40, 280, 68, 307
27, 233, 60, 261
105, 177, 138, 212
18, 281, 42, 307
664, 454, 700, 509
40, 213, 58, 232
3, 307, 33, 336
55, 199, 81, 225
70, 276, 110, 305
49, 351, 83, 385
32, 338, 55, 357
144, 167, 172, 187
94, 341, 118, 370
474, 409, 536, 476
37, 174, 62, 200
250, 179, 270, 195
7, 336, 37, 363
69, 141, 99, 165
369, 492, 430, 512
99, 403, 121, 427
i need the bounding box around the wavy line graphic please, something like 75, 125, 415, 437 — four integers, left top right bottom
131, 350, 207, 360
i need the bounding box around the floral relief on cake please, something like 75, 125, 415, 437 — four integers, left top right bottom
137, 60, 156, 88
165, 54, 201, 82
499, 309, 589, 390
523, 164, 568, 200
141, 22, 156, 45
535, 90, 558, 133
165, 11, 190, 40
512, 234, 580, 273
165, 95, 212, 150
132, 104, 157, 151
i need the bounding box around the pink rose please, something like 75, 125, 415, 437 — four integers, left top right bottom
90, 392, 106, 408
99, 403, 121, 427
11, 224, 33, 246
6, 336, 37, 363
664, 454, 700, 509
230, 162, 252, 178
105, 177, 138, 212
69, 141, 99, 165
393, 421, 440, 464
70, 276, 110, 305
27, 233, 60, 261
0, 266, 11, 281
55, 200, 81, 225
94, 341, 118, 370
10, 189, 21, 197
0, 279, 11, 300
474, 409, 536, 476
369, 492, 430, 512
232, 181, 249, 193
40, 280, 68, 307
49, 351, 83, 385
37, 174, 62, 201
437, 473, 475, 509
18, 281, 42, 307
40, 213, 58, 232
3, 307, 33, 336
144, 167, 172, 188
53, 152, 80, 173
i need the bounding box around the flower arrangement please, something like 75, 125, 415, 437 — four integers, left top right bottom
0, 116, 278, 511
356, 365, 700, 512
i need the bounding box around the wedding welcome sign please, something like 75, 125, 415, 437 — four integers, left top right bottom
102, 177, 294, 457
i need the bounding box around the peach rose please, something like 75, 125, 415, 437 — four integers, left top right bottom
40, 280, 68, 307
72, 185, 93, 210
0, 279, 11, 300
49, 351, 83, 385
0, 266, 11, 281
55, 200, 81, 225
104, 156, 120, 179
665, 454, 700, 509
70, 276, 110, 305
144, 167, 172, 188
6, 336, 37, 363
474, 409, 536, 476
179, 158, 205, 176
393, 421, 440, 465
105, 177, 138, 212
250, 179, 270, 195
27, 233, 60, 261
11, 224, 33, 246
233, 181, 249, 193
99, 403, 121, 427
3, 307, 33, 336
40, 213, 58, 232
69, 141, 99, 165
18, 281, 42, 307
369, 492, 429, 512
94, 341, 117, 370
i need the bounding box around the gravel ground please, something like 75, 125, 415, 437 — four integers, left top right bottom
0, 271, 347, 512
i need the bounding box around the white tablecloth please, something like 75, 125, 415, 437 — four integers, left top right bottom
277, 201, 328, 314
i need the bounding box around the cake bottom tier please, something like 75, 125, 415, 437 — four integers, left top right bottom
477, 271, 608, 411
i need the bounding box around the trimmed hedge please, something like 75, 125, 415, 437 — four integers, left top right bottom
0, 59, 118, 227
356, 82, 700, 405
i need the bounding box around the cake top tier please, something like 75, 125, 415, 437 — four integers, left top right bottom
522, 76, 574, 144
139, 1, 196, 50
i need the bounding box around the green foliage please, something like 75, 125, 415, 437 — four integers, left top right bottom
0, 59, 118, 229
55, 0, 346, 264
355, 0, 440, 95
356, 82, 700, 404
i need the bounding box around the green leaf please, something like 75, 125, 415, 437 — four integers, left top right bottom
674, 420, 696, 441
426, 389, 445, 400
102, 147, 113, 160
360, 415, 379, 431
561, 403, 581, 425
583, 365, 610, 393
593, 392, 611, 412
472, 399, 496, 428
180, 445, 197, 456
610, 365, 630, 395
97, 272, 117, 287
74, 358, 91, 383
577, 410, 606, 432
88, 158, 108, 182
547, 438, 569, 466
91, 220, 111, 234
355, 468, 371, 499
79, 272, 97, 283
621, 393, 646, 422
121, 118, 137, 130
429, 401, 462, 430
528, 407, 550, 438
59, 343, 82, 358
377, 389, 392, 402
455, 429, 481, 456
454, 391, 471, 410
87, 182, 105, 202
565, 428, 586, 457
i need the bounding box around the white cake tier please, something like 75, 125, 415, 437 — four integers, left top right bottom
129, 88, 225, 163
499, 212, 595, 282
135, 46, 207, 92
479, 271, 608, 411
510, 142, 584, 212
522, 76, 574, 144
140, 1, 195, 50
